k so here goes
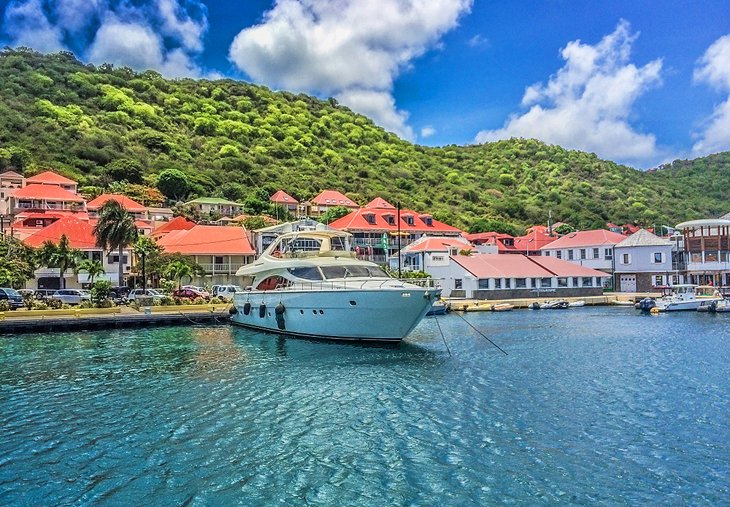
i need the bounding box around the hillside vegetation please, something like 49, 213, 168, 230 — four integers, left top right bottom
0, 48, 727, 232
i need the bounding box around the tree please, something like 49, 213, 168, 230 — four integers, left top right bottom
165, 260, 193, 289
75, 259, 105, 284
320, 206, 351, 224
157, 169, 190, 201
36, 235, 82, 289
93, 200, 138, 287
0, 237, 36, 288
133, 235, 162, 290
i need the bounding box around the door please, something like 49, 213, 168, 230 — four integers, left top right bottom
620, 274, 636, 292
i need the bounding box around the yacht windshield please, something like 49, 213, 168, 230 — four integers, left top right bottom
320, 265, 389, 279
287, 266, 323, 280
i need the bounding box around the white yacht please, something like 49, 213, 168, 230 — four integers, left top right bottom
230, 230, 440, 341
640, 284, 724, 312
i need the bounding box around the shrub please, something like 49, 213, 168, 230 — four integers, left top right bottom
48, 299, 62, 310
90, 280, 112, 306
193, 297, 206, 305
79, 300, 93, 309
159, 295, 174, 306
32, 301, 48, 310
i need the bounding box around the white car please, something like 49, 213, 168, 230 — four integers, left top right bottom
51, 289, 91, 305
127, 289, 165, 302
213, 285, 242, 301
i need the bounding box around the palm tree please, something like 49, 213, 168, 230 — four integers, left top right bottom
93, 200, 138, 287
36, 235, 83, 289
75, 259, 105, 284
165, 260, 193, 289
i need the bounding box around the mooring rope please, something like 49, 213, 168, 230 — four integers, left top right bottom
453, 311, 508, 355
433, 313, 452, 357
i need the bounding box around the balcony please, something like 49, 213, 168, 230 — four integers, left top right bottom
198, 263, 247, 274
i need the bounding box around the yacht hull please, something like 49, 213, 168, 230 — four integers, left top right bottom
230, 287, 439, 341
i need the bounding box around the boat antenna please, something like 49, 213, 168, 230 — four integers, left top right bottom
433, 314, 452, 356
454, 312, 508, 355
397, 201, 402, 278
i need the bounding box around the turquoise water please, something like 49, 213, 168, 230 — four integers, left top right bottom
1, 307, 729, 505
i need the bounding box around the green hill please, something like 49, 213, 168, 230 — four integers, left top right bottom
0, 48, 727, 232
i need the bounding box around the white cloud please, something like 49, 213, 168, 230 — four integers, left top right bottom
475, 20, 663, 166
421, 125, 436, 138
468, 34, 488, 48
3, 0, 65, 52
692, 35, 730, 156
1, 0, 208, 77
229, 0, 473, 140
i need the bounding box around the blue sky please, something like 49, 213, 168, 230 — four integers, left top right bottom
1, 1, 729, 169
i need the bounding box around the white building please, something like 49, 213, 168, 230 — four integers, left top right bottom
614, 229, 677, 291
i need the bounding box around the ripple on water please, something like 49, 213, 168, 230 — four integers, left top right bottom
0, 311, 729, 505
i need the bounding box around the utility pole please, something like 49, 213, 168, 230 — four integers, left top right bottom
397, 202, 402, 278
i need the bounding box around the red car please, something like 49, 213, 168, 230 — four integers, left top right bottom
172, 287, 209, 299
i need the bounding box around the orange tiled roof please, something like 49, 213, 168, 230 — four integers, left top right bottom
11, 184, 85, 201
463, 232, 517, 253
270, 190, 298, 205
540, 229, 627, 250
329, 207, 461, 234
87, 194, 147, 212
311, 190, 358, 208
23, 215, 97, 249
25, 171, 77, 185
156, 225, 255, 255
151, 216, 196, 237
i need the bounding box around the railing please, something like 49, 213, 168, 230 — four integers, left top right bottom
241, 277, 442, 293
198, 263, 247, 273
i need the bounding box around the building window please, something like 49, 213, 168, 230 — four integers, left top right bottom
580, 249, 586, 260
540, 277, 552, 288
604, 248, 613, 260
454, 279, 463, 290
568, 250, 574, 260
544, 251, 550, 257
504, 279, 511, 289
654, 275, 663, 287
582, 277, 593, 287
653, 252, 663, 263
557, 277, 568, 288
593, 248, 599, 259
215, 256, 225, 265
515, 278, 527, 288
494, 279, 502, 289
706, 252, 718, 262
691, 252, 702, 263
672, 275, 679, 285
478, 279, 489, 289
572, 277, 579, 287
556, 250, 562, 259
622, 253, 631, 264
364, 214, 376, 224
92, 251, 102, 263
110, 254, 128, 265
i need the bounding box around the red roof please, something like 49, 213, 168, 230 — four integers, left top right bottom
365, 197, 396, 209
11, 184, 85, 202
452, 253, 610, 279
151, 216, 196, 237
311, 190, 358, 208
25, 171, 77, 185
463, 232, 517, 253
156, 225, 255, 255
329, 207, 461, 234
513, 225, 558, 251
540, 229, 627, 250
23, 216, 97, 249
87, 194, 147, 212
402, 236, 472, 253
270, 190, 298, 205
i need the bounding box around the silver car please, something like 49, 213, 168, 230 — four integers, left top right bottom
51, 289, 91, 305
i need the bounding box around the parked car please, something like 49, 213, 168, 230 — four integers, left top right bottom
17, 289, 35, 298
173, 287, 210, 300
34, 288, 58, 300
213, 285, 242, 301
127, 289, 165, 302
51, 289, 91, 305
182, 285, 210, 298
0, 288, 25, 309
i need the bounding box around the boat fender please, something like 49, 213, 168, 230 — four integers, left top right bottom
229, 306, 238, 315
275, 303, 286, 330
243, 302, 251, 315
259, 304, 266, 318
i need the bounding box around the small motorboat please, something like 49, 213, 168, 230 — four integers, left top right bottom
426, 300, 451, 316
698, 299, 730, 313
490, 303, 514, 312
568, 300, 585, 308
532, 300, 569, 310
